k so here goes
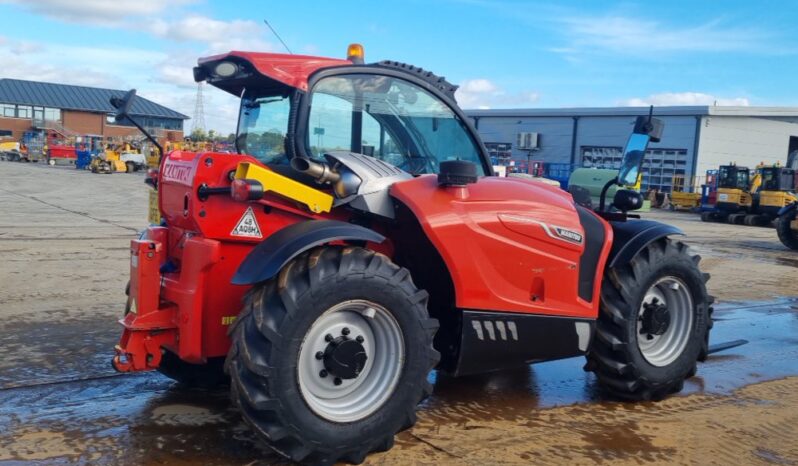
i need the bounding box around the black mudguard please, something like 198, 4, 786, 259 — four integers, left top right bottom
607, 220, 683, 268
778, 201, 797, 218
231, 220, 385, 285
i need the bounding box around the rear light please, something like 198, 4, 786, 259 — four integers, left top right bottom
145, 168, 158, 189
231, 179, 264, 201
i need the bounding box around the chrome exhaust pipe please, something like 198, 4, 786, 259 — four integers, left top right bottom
291, 157, 341, 184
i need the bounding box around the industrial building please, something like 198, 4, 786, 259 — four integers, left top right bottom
0, 79, 188, 143
467, 106, 798, 192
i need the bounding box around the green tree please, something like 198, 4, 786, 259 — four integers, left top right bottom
190, 128, 207, 141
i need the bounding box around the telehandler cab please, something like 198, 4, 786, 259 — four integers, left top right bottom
112, 45, 717, 464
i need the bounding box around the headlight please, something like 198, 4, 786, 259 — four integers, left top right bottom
214, 62, 238, 78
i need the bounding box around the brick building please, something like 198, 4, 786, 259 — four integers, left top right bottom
0, 79, 188, 143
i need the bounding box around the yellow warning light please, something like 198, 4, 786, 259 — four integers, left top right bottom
347, 43, 365, 64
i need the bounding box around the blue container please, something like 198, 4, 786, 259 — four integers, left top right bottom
544, 163, 575, 189
76, 149, 91, 169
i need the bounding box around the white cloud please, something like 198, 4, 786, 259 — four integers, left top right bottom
0, 0, 194, 24
553, 15, 780, 57
0, 6, 280, 134
0, 36, 125, 87
456, 78, 540, 109
148, 15, 273, 53
619, 92, 750, 107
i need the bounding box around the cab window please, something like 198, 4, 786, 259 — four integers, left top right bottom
237, 94, 291, 165
307, 74, 485, 175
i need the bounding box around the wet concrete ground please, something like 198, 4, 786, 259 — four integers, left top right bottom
1, 162, 798, 465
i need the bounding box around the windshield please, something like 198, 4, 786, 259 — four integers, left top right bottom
307, 74, 485, 175
718, 166, 749, 189
237, 94, 291, 165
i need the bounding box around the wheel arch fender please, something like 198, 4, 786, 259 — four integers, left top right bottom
231, 219, 385, 285
777, 201, 797, 218
607, 220, 683, 268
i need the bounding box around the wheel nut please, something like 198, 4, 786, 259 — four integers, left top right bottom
342, 327, 350, 336
315, 351, 324, 360
325, 334, 333, 342
356, 335, 364, 343
319, 369, 328, 378
334, 377, 342, 386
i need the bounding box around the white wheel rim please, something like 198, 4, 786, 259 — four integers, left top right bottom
636, 276, 694, 367
297, 300, 405, 422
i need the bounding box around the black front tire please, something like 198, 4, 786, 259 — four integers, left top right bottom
226, 247, 439, 465
587, 238, 712, 400
777, 215, 798, 250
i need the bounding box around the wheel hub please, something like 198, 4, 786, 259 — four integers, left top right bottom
640, 298, 670, 338
322, 335, 368, 380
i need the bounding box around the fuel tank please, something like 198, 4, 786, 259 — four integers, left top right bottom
390, 175, 612, 319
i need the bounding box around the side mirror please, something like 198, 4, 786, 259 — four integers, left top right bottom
110, 89, 137, 123
617, 115, 664, 186
617, 132, 649, 186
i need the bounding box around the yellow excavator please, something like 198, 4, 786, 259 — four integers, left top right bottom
746, 164, 797, 226
702, 164, 761, 223
776, 151, 798, 249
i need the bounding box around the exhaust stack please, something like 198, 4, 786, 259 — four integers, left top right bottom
291, 157, 341, 184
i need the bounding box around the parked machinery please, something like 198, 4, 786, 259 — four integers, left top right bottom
670, 174, 701, 211
746, 165, 797, 226
89, 142, 146, 174
776, 151, 798, 249
701, 164, 760, 223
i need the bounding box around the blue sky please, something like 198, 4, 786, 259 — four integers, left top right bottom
1, 0, 796, 134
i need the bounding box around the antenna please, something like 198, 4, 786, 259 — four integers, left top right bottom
264, 19, 293, 54
192, 82, 206, 134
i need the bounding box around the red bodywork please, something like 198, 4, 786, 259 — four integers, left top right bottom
199, 51, 350, 91
392, 176, 612, 318
48, 145, 77, 160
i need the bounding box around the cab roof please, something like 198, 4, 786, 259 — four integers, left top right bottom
198, 51, 351, 95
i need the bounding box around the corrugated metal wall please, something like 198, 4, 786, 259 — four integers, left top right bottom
471, 113, 798, 191
696, 116, 798, 177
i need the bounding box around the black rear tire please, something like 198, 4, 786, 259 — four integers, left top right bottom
777, 214, 798, 250
226, 247, 439, 465
587, 238, 712, 401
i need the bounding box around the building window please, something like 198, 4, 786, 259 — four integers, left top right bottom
33, 107, 44, 122
581, 146, 688, 193
44, 108, 61, 121
1, 104, 15, 118
16, 106, 32, 118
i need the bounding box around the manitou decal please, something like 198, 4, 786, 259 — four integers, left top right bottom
499, 213, 584, 245
161, 160, 194, 186
231, 207, 262, 238
553, 226, 584, 244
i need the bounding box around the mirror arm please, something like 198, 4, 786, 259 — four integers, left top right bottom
123, 115, 164, 159
598, 177, 618, 212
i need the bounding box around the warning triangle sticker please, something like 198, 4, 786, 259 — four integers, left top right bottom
231, 207, 262, 238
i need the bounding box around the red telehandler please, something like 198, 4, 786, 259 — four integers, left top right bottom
112, 45, 727, 464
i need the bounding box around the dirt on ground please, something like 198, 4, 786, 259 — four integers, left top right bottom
1, 162, 797, 465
